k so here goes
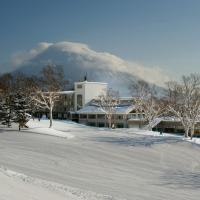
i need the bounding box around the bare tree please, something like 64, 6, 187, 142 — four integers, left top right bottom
131, 80, 165, 130
97, 88, 120, 128
31, 65, 67, 128
167, 74, 200, 138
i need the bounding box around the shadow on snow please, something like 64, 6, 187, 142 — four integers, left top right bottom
160, 170, 200, 189
92, 135, 183, 147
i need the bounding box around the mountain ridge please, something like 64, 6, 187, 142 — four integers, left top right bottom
13, 41, 168, 95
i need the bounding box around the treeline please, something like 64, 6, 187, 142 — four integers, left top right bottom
0, 65, 67, 130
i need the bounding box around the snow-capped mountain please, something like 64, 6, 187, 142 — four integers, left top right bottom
13, 41, 169, 95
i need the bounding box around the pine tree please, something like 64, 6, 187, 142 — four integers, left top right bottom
0, 95, 14, 127
0, 96, 3, 124
12, 92, 30, 131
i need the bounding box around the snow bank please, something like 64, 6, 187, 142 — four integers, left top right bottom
184, 137, 200, 145
26, 127, 74, 139
122, 128, 200, 146
26, 119, 75, 139
0, 166, 125, 200
111, 127, 178, 138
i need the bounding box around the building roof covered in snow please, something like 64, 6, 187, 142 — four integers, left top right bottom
77, 104, 136, 115
57, 91, 75, 95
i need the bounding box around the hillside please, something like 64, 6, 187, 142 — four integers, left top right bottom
0, 120, 200, 200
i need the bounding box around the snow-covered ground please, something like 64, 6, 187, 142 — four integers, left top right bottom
25, 119, 75, 139
0, 119, 200, 200
0, 166, 120, 200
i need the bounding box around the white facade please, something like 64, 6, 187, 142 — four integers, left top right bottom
74, 81, 107, 111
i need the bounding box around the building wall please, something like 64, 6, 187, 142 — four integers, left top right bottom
84, 83, 107, 105
128, 120, 146, 128
74, 81, 107, 111
74, 83, 85, 111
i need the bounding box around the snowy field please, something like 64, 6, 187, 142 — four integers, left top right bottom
0, 119, 200, 200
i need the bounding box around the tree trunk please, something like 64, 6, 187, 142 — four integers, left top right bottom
109, 119, 112, 129
185, 127, 189, 138
139, 114, 142, 128
190, 126, 194, 140
108, 115, 112, 128
49, 106, 53, 128
148, 125, 152, 131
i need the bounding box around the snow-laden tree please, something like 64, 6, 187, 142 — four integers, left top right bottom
0, 73, 13, 93
97, 88, 120, 128
0, 73, 14, 127
0, 95, 14, 127
131, 80, 165, 130
12, 91, 30, 131
0, 72, 41, 129
31, 65, 67, 128
167, 74, 200, 138
135, 96, 165, 130
11, 73, 39, 119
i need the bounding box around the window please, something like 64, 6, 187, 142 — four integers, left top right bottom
77, 84, 82, 89
97, 114, 105, 119
128, 114, 136, 119
80, 114, 87, 119
77, 94, 83, 110
116, 115, 123, 120
88, 114, 96, 119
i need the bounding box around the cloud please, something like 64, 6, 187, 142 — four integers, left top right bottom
11, 42, 53, 66
10, 41, 169, 87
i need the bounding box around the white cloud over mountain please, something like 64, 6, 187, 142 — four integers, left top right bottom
11, 42, 52, 66
12, 41, 169, 86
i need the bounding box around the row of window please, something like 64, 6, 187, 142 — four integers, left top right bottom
87, 122, 125, 128
79, 114, 145, 120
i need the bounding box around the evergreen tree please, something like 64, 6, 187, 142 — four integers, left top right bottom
0, 73, 14, 127
0, 95, 14, 127
12, 92, 30, 131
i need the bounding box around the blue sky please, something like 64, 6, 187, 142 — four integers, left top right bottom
0, 0, 200, 78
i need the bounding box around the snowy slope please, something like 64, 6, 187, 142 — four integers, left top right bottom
0, 167, 122, 200
0, 120, 200, 200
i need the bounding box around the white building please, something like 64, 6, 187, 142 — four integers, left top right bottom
74, 81, 107, 111
52, 81, 200, 135
46, 80, 145, 128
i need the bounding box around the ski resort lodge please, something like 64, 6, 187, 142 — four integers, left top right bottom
47, 80, 145, 128
38, 80, 200, 135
